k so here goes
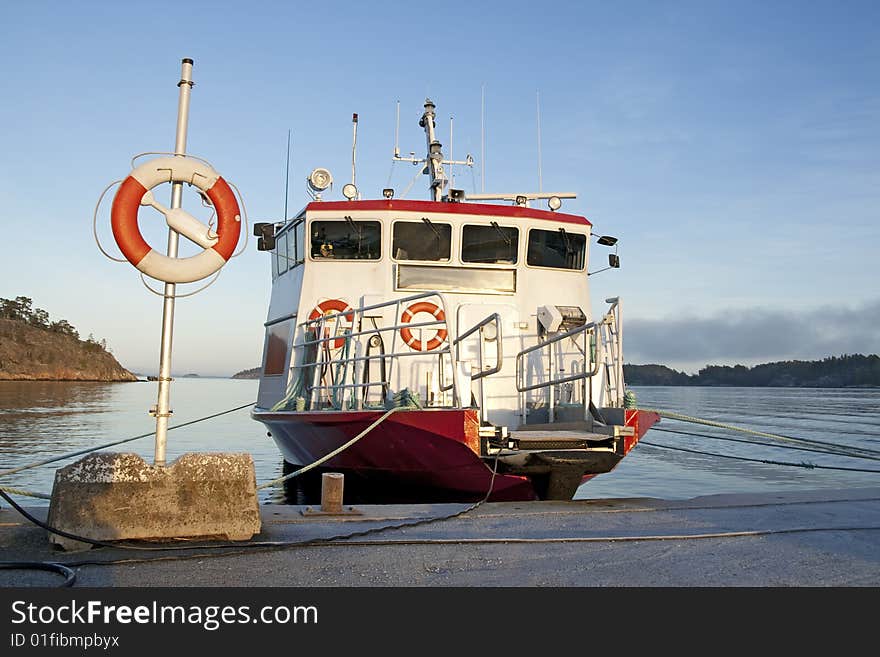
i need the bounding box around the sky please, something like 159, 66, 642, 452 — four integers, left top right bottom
1, 0, 877, 375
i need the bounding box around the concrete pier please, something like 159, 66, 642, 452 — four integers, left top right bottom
1, 487, 878, 586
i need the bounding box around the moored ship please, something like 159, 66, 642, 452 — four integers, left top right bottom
252, 99, 659, 501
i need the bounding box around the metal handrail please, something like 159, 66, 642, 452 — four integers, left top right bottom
515, 321, 600, 393
455, 312, 503, 380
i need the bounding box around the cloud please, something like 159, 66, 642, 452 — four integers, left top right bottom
625, 299, 880, 368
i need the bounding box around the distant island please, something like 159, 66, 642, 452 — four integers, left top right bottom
624, 354, 879, 387
0, 296, 137, 381
231, 366, 261, 379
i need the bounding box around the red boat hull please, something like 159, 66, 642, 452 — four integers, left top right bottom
254, 408, 659, 502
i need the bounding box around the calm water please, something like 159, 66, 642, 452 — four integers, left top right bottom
0, 380, 878, 506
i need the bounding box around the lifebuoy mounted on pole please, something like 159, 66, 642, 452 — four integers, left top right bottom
308, 299, 354, 349
110, 156, 241, 283
400, 301, 448, 351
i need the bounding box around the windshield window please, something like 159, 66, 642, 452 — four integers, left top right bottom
392, 220, 452, 261
461, 223, 519, 264
527, 228, 586, 270
310, 219, 381, 260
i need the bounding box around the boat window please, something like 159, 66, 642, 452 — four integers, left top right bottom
461, 223, 519, 264
397, 264, 516, 294
294, 220, 305, 263
276, 230, 289, 275
271, 235, 280, 279
392, 220, 452, 261
527, 228, 587, 270
310, 219, 381, 260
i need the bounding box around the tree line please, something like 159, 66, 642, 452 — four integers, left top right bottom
624, 354, 880, 387
0, 296, 109, 351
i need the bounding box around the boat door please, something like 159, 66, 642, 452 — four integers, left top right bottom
456, 302, 520, 429
257, 318, 293, 408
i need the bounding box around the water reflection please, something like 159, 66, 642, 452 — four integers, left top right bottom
1, 380, 878, 505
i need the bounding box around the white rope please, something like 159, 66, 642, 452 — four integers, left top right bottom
256, 407, 403, 490
0, 486, 51, 500
640, 407, 880, 459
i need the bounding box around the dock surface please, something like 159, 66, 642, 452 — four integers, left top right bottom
2, 487, 879, 586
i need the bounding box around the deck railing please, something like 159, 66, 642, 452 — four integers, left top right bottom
515, 298, 623, 424
286, 291, 502, 412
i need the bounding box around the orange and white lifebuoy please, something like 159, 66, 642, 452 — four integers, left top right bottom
400, 301, 448, 351
308, 299, 354, 349
110, 156, 241, 283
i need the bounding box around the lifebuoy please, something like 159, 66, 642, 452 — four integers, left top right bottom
110, 156, 241, 283
400, 301, 448, 351
308, 299, 354, 349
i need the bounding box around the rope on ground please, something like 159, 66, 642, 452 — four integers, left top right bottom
640, 407, 880, 460
0, 401, 256, 479
256, 407, 403, 490
0, 562, 75, 587
0, 452, 504, 573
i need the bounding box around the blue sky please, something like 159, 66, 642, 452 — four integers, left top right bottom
1, 0, 877, 375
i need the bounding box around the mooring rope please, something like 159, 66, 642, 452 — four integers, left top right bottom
0, 402, 256, 479
640, 440, 880, 474
256, 407, 402, 490
650, 426, 880, 462
639, 407, 880, 460
0, 486, 51, 500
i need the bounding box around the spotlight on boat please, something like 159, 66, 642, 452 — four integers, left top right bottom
547, 196, 562, 211
597, 235, 618, 246
515, 195, 528, 207
383, 188, 394, 199
342, 183, 358, 200
308, 167, 333, 193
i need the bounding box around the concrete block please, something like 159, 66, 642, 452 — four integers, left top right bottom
46, 452, 261, 551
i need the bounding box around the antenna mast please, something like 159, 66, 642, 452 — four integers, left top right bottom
394, 100, 400, 158
419, 99, 447, 201
536, 90, 543, 193
351, 113, 358, 191
481, 84, 485, 193
449, 115, 454, 189
393, 99, 473, 200
284, 129, 291, 220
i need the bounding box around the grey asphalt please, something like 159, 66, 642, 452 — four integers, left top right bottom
1, 487, 878, 586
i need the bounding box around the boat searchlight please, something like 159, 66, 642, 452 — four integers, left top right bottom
547, 196, 562, 211
308, 167, 333, 195
383, 188, 394, 199
342, 183, 358, 201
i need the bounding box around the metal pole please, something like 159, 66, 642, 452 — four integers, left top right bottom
153, 57, 194, 467
351, 113, 358, 189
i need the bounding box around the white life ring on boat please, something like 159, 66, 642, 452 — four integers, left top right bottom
400, 301, 448, 351
110, 156, 241, 283
308, 299, 354, 349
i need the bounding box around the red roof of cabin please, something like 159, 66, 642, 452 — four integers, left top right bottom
305, 199, 591, 227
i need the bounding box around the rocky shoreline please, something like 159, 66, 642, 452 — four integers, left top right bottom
0, 318, 137, 382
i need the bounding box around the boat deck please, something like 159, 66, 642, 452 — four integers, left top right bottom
1, 487, 878, 586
